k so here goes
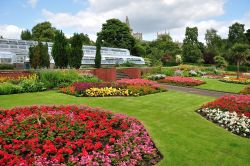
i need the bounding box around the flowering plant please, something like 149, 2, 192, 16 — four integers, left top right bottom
158, 76, 205, 86
201, 95, 250, 117
60, 79, 166, 97
197, 108, 250, 138
240, 86, 250, 94
0, 105, 162, 165
220, 77, 250, 85
198, 95, 250, 138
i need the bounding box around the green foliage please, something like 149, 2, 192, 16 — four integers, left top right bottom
32, 21, 57, 42
228, 22, 247, 46
21, 30, 32, 40
118, 61, 136, 67
19, 79, 46, 92
52, 30, 69, 68
163, 68, 175, 76
0, 64, 14, 70
182, 27, 202, 63
69, 33, 83, 69
0, 83, 23, 95
246, 29, 250, 44
95, 38, 102, 68
230, 43, 249, 78
29, 42, 49, 69
69, 33, 93, 45
214, 56, 228, 68
131, 44, 146, 57
226, 65, 249, 72
40, 43, 50, 68
38, 70, 99, 89
97, 18, 135, 51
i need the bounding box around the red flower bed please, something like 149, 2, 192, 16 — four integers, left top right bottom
158, 76, 205, 86
116, 78, 157, 86
201, 95, 250, 117
0, 105, 162, 165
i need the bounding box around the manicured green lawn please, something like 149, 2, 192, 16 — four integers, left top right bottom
196, 78, 248, 93
1, 91, 250, 165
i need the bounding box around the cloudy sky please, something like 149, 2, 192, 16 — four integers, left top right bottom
0, 0, 250, 42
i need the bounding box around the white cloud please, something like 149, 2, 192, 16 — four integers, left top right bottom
27, 0, 38, 8
42, 0, 226, 41
0, 25, 23, 39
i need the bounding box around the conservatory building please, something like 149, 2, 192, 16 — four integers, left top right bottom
0, 38, 145, 68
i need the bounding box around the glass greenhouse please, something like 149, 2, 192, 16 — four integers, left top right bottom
0, 39, 145, 67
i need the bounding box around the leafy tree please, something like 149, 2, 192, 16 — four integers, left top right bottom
228, 22, 247, 46
147, 48, 164, 66
95, 37, 102, 68
69, 33, 93, 45
21, 30, 32, 40
69, 33, 83, 69
246, 29, 250, 45
182, 27, 202, 63
52, 30, 69, 68
131, 44, 146, 57
97, 18, 135, 51
204, 28, 223, 64
32, 21, 57, 42
214, 55, 227, 69
230, 43, 249, 78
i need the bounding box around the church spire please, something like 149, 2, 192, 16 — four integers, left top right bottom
125, 16, 130, 27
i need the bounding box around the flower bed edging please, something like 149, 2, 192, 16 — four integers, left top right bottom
0, 105, 162, 165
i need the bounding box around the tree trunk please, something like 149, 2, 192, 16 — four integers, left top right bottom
237, 60, 240, 79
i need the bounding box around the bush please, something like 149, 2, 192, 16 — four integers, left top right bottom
38, 70, 99, 88
147, 74, 166, 80
0, 64, 14, 70
19, 79, 46, 92
214, 56, 227, 68
163, 68, 174, 76
0, 83, 23, 95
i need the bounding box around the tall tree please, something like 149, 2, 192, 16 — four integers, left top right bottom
69, 33, 83, 69
21, 30, 32, 40
97, 18, 135, 51
230, 43, 249, 78
32, 21, 57, 42
52, 30, 69, 68
182, 27, 202, 63
29, 42, 50, 69
40, 43, 50, 68
246, 29, 250, 45
95, 37, 102, 68
228, 22, 247, 46
204, 28, 222, 64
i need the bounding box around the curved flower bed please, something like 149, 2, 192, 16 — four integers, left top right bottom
0, 105, 162, 165
158, 76, 205, 86
240, 86, 250, 94
220, 77, 250, 85
60, 79, 166, 97
197, 95, 250, 138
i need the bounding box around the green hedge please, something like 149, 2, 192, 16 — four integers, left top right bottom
0, 64, 14, 70
226, 65, 249, 72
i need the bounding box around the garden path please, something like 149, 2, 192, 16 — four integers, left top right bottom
160, 84, 234, 98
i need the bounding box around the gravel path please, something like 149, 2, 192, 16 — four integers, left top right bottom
160, 84, 234, 98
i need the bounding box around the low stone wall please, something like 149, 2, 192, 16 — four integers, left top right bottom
118, 68, 141, 79
93, 68, 116, 82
